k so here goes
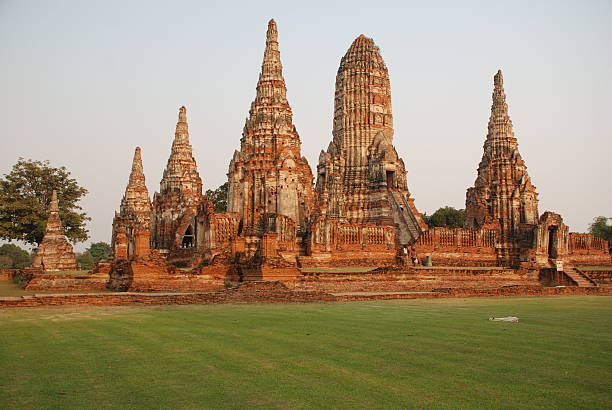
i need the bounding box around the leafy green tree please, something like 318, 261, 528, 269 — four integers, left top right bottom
0, 159, 90, 245
0, 243, 32, 268
205, 182, 229, 213
0, 256, 12, 269
424, 207, 466, 229
86, 242, 111, 263
589, 216, 612, 243
76, 251, 94, 270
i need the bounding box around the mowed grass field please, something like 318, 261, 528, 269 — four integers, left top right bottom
0, 297, 611, 409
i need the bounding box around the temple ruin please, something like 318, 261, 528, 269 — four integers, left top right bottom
105, 19, 610, 293
31, 190, 79, 271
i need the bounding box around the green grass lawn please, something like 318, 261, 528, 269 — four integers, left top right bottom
579, 266, 612, 271
0, 297, 611, 409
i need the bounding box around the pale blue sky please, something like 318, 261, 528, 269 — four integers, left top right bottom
1, 0, 611, 250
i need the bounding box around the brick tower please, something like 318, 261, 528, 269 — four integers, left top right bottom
226, 19, 314, 240
315, 35, 424, 244
111, 147, 152, 259
31, 190, 79, 271
152, 106, 204, 250
465, 70, 539, 233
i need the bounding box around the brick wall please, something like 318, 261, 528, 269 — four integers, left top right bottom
293, 267, 537, 292
1, 282, 610, 309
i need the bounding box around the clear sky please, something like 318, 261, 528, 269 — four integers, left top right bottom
1, 0, 610, 251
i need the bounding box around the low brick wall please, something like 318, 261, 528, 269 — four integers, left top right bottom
25, 273, 108, 291
298, 251, 396, 268
2, 282, 609, 309
0, 269, 17, 281
333, 285, 612, 301
0, 281, 334, 308
581, 270, 612, 286
293, 267, 537, 292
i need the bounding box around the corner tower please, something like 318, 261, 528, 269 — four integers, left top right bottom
227, 19, 314, 237
152, 106, 204, 249
465, 70, 539, 234
315, 35, 424, 244
111, 147, 153, 259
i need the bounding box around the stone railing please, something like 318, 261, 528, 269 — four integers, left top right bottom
212, 213, 240, 246
568, 233, 609, 253
416, 227, 498, 248
309, 219, 394, 252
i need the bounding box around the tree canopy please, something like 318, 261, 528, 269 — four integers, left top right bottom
589, 216, 612, 243
205, 182, 228, 213
87, 242, 111, 263
0, 244, 32, 269
77, 251, 94, 270
423, 207, 466, 229
0, 159, 90, 245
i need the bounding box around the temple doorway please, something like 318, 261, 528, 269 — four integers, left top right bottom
386, 170, 395, 188
547, 227, 557, 259
182, 226, 194, 248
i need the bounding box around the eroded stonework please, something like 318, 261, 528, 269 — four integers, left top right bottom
465, 70, 539, 233
315, 35, 425, 245
227, 19, 314, 239
31, 190, 79, 271
152, 106, 204, 251
111, 147, 152, 260
100, 21, 609, 293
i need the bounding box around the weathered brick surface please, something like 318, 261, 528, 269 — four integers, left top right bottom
314, 35, 425, 244
0, 269, 14, 281
0, 281, 334, 308
108, 253, 225, 292
333, 286, 612, 301
31, 191, 79, 271
581, 270, 612, 286
24, 273, 108, 291
293, 267, 537, 293
1, 282, 609, 309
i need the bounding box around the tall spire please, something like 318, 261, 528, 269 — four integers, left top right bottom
487, 69, 514, 139
174, 106, 189, 145
49, 190, 59, 213
331, 34, 393, 165
119, 147, 152, 226
226, 18, 314, 234
159, 106, 203, 199
314, 35, 424, 242
128, 147, 145, 187
44, 190, 63, 236
31, 189, 79, 271
259, 19, 283, 84
465, 70, 539, 232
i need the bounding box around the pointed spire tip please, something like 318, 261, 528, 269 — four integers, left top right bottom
178, 106, 187, 123
494, 69, 504, 88
50, 190, 59, 212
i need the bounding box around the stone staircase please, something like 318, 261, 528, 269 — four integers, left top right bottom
564, 266, 597, 287
388, 190, 422, 244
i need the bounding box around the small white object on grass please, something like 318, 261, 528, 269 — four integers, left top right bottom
489, 317, 519, 322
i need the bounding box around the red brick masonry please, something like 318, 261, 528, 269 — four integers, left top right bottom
0, 282, 609, 309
